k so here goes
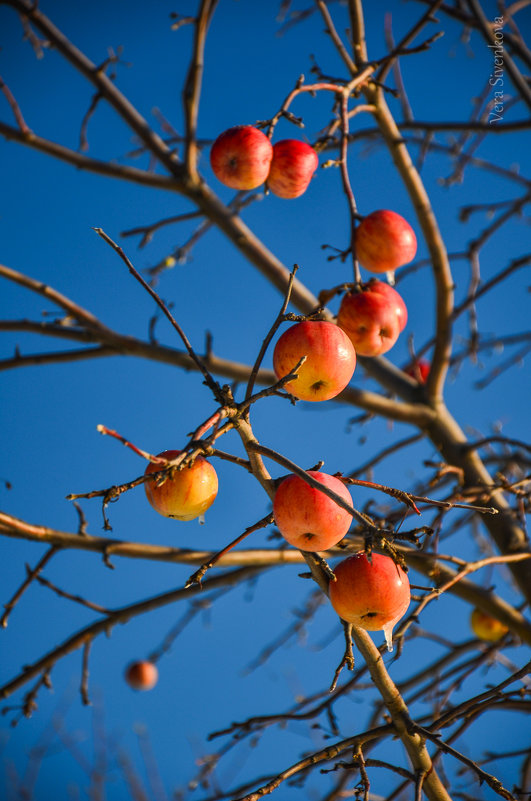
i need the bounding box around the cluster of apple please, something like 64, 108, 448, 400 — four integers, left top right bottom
211, 123, 421, 379
270, 218, 417, 404
210, 124, 319, 199
132, 130, 421, 664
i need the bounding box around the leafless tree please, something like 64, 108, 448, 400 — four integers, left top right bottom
0, 1, 530, 799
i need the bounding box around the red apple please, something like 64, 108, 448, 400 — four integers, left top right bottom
337, 281, 407, 357
329, 552, 410, 651
273, 471, 353, 551
273, 320, 356, 401
355, 210, 417, 273
405, 359, 430, 384
267, 139, 319, 199
144, 450, 218, 521
210, 125, 273, 190
470, 608, 508, 642
125, 660, 158, 691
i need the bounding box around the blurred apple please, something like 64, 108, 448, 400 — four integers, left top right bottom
267, 139, 318, 198
210, 125, 273, 190
273, 320, 356, 401
144, 450, 218, 521
356, 210, 417, 273
329, 552, 410, 651
273, 471, 353, 551
405, 359, 430, 383
470, 608, 509, 642
125, 660, 158, 691
337, 281, 407, 357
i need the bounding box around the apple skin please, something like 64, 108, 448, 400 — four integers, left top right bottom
355, 210, 417, 273
273, 471, 353, 551
405, 359, 430, 384
273, 320, 356, 402
470, 608, 509, 642
267, 139, 319, 198
210, 126, 273, 190
144, 450, 218, 521
329, 552, 410, 631
337, 281, 407, 357
371, 279, 408, 333
125, 660, 158, 691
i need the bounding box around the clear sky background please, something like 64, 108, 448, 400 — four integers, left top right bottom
0, 1, 530, 799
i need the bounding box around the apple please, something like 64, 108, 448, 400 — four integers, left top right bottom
125, 660, 158, 691
337, 281, 407, 357
470, 608, 509, 642
210, 125, 273, 190
355, 210, 417, 273
144, 450, 218, 521
405, 359, 430, 384
273, 320, 356, 401
273, 471, 353, 551
266, 139, 319, 198
329, 552, 410, 651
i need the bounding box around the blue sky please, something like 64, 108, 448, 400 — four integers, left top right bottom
1, 1, 530, 798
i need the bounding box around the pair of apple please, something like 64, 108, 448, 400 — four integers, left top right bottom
273, 470, 410, 649
337, 210, 415, 357
271, 278, 407, 404
210, 125, 318, 199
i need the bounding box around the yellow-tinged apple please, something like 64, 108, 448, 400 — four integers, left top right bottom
470, 608, 509, 642
144, 450, 218, 521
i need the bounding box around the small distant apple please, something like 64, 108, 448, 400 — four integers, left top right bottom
405, 359, 430, 384
273, 320, 356, 402
470, 608, 509, 642
329, 552, 410, 651
144, 450, 218, 521
210, 125, 273, 190
273, 471, 353, 551
125, 660, 158, 691
355, 210, 417, 274
337, 281, 407, 357
266, 139, 319, 198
